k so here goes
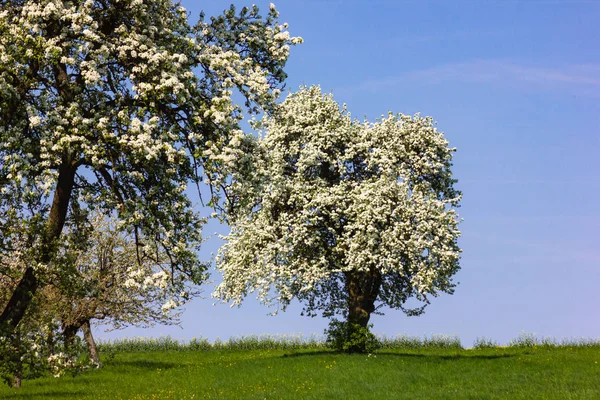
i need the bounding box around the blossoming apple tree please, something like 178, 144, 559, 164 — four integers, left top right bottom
0, 211, 197, 381
215, 86, 462, 350
0, 0, 301, 337
55, 211, 202, 354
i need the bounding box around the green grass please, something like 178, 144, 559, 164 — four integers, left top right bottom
1, 337, 599, 399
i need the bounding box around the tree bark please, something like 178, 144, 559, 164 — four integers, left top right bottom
0, 267, 37, 336
47, 328, 55, 356
12, 375, 21, 389
63, 323, 80, 353
345, 269, 382, 329
10, 332, 23, 388
340, 269, 382, 353
81, 320, 100, 366
0, 159, 76, 336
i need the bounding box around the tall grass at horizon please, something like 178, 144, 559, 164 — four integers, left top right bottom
94, 332, 600, 353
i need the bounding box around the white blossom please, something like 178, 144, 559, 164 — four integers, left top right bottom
215, 86, 462, 322
0, 0, 301, 342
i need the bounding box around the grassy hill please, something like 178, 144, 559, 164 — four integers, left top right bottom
1, 336, 599, 399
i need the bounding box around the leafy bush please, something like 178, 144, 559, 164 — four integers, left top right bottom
325, 320, 381, 354
1, 324, 91, 387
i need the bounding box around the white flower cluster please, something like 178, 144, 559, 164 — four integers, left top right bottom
215, 86, 461, 317
0, 0, 300, 322
63, 212, 197, 326
47, 352, 76, 378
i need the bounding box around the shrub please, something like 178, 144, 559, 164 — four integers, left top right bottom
325, 320, 381, 354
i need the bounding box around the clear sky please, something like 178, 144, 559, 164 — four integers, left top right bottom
96, 0, 600, 347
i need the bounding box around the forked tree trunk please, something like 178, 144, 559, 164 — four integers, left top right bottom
0, 160, 76, 337
81, 320, 99, 366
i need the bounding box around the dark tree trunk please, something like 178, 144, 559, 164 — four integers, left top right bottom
63, 323, 80, 353
0, 160, 76, 336
343, 269, 382, 353
47, 328, 55, 356
81, 320, 99, 366
11, 333, 23, 388
345, 269, 382, 329
0, 267, 38, 337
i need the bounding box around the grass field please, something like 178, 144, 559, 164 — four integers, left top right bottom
1, 336, 599, 399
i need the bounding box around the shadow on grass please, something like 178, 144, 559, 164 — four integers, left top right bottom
0, 390, 88, 399
377, 352, 514, 360
282, 350, 334, 358
109, 359, 181, 370
282, 351, 514, 360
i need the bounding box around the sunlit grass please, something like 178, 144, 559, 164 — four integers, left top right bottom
1, 334, 599, 399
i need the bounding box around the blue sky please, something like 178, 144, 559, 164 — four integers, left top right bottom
97, 0, 600, 347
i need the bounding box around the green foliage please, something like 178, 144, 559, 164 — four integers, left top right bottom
0, 322, 91, 387
325, 320, 381, 354
0, 0, 300, 344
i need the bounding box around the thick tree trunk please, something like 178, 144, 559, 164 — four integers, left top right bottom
0, 160, 76, 336
0, 267, 38, 336
345, 269, 382, 329
81, 320, 100, 366
343, 269, 382, 353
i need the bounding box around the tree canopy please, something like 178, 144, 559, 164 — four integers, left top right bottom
0, 211, 194, 383
215, 86, 462, 349
0, 0, 301, 335
47, 212, 199, 331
